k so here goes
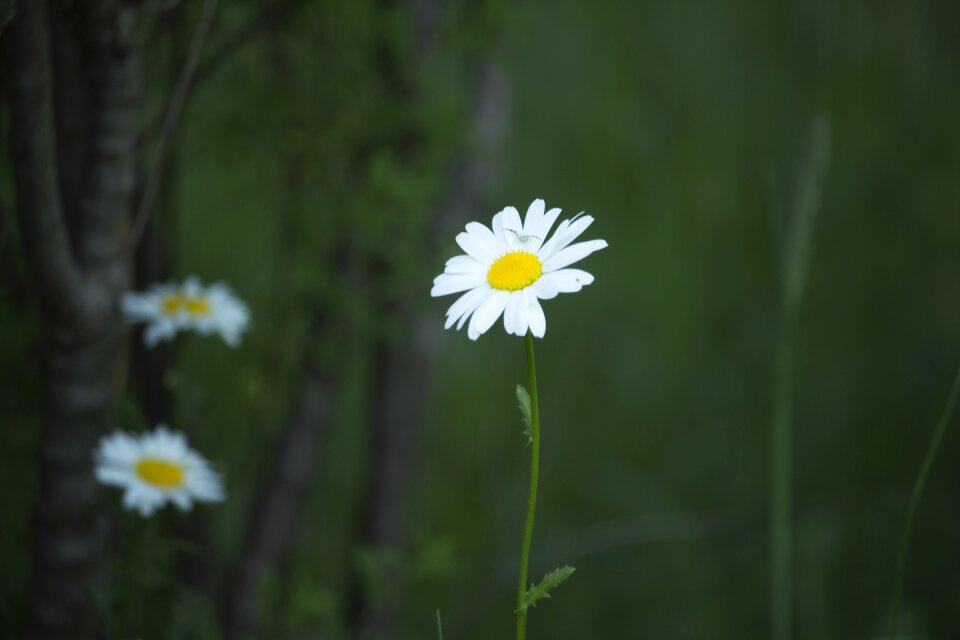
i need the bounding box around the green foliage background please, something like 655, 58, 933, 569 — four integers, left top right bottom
4, 0, 960, 638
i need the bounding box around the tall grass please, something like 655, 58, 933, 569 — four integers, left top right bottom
888, 366, 960, 638
770, 114, 831, 640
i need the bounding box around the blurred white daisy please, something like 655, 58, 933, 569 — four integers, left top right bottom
94, 425, 225, 517
431, 199, 607, 340
122, 276, 249, 347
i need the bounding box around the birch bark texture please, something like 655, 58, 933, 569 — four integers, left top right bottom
5, 0, 140, 637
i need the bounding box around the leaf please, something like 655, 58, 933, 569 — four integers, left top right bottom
516, 385, 533, 444
517, 566, 576, 613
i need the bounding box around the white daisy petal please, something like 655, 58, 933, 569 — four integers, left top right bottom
542, 239, 609, 272
500, 207, 523, 245
98, 431, 141, 465
431, 273, 486, 297
455, 231, 496, 263
464, 222, 506, 258
121, 293, 158, 322
503, 293, 523, 335
137, 496, 161, 518
124, 486, 147, 511
182, 276, 201, 294
527, 207, 562, 253
445, 286, 491, 330
170, 491, 192, 511
537, 214, 594, 261
522, 199, 546, 236
525, 290, 547, 338
532, 277, 560, 300
514, 297, 530, 336
538, 268, 595, 293
444, 255, 486, 275
144, 320, 176, 347
95, 466, 132, 487
467, 290, 510, 340
491, 211, 508, 243
152, 424, 180, 446
191, 474, 226, 502
457, 293, 489, 330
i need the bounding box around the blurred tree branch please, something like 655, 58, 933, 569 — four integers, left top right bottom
192, 0, 297, 89
129, 0, 218, 250
5, 0, 104, 329
140, 0, 300, 145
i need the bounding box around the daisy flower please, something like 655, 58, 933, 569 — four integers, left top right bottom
122, 276, 250, 348
94, 425, 225, 517
431, 199, 607, 340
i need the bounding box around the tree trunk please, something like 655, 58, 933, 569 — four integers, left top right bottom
348, 320, 432, 637
348, 34, 513, 640
6, 0, 140, 637
223, 356, 333, 640
28, 329, 121, 638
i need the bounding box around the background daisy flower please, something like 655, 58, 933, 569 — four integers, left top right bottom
122, 276, 250, 348
94, 425, 225, 518
431, 199, 607, 340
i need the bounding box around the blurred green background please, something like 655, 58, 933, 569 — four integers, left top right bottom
3, 0, 960, 638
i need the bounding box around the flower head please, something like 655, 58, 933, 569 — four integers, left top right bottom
122, 276, 250, 348
431, 199, 607, 340
94, 425, 225, 517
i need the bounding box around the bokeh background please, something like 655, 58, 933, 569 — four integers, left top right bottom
3, 0, 960, 638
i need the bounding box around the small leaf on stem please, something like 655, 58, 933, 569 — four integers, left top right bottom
516, 384, 533, 444
517, 566, 576, 613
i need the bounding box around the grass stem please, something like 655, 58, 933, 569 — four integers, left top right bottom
771, 317, 795, 640
888, 364, 960, 638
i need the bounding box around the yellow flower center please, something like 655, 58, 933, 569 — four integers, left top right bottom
160, 293, 212, 317
135, 458, 186, 488
487, 251, 542, 291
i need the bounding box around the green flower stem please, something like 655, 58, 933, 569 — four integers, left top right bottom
771, 317, 796, 640
517, 332, 541, 640
889, 363, 960, 639
114, 514, 150, 640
